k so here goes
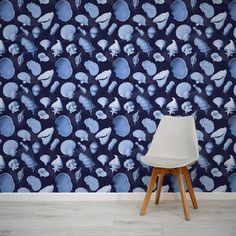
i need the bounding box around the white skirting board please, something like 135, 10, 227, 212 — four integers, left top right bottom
0, 193, 236, 201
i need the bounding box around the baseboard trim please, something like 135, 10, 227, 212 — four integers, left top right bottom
0, 193, 236, 201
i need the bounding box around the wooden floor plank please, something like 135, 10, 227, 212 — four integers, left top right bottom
0, 200, 236, 236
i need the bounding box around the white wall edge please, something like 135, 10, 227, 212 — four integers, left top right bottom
0, 192, 236, 201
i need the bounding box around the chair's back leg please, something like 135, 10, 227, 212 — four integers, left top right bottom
155, 174, 164, 205
183, 167, 198, 209
178, 171, 190, 221
140, 168, 159, 216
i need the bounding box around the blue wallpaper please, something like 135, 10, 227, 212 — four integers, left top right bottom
0, 0, 236, 192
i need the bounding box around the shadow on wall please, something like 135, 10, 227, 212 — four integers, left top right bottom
0, 0, 236, 192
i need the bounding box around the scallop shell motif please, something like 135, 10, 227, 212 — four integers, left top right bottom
0, 173, 15, 192
118, 82, 134, 99
60, 82, 76, 99
133, 72, 146, 83
55, 58, 73, 80
60, 24, 76, 41
113, 0, 130, 22
55, 173, 72, 192
3, 82, 18, 99
75, 14, 89, 25
55, 115, 73, 137
0, 58, 15, 80
176, 24, 191, 41
60, 140, 76, 157
75, 130, 89, 141
113, 173, 130, 192
113, 58, 130, 79
118, 140, 134, 157
0, 115, 15, 137
75, 72, 88, 83
113, 115, 130, 137
228, 0, 236, 21
133, 14, 146, 26
171, 58, 188, 80
170, 0, 188, 22
0, 0, 15, 22
176, 82, 191, 99
3, 140, 18, 156
118, 24, 134, 41
55, 0, 72, 22
133, 130, 146, 141
40, 154, 51, 166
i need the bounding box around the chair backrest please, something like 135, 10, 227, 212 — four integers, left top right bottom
146, 115, 199, 160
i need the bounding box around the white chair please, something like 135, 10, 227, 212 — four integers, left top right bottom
140, 115, 199, 221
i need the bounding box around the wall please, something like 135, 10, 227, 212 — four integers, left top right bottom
0, 0, 236, 192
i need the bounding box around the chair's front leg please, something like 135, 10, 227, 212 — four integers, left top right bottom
140, 168, 159, 215
178, 172, 190, 221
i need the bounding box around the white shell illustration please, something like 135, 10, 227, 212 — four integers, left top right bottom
95, 127, 112, 145
211, 12, 227, 30
113, 0, 130, 22
55, 0, 72, 22
170, 0, 188, 22
211, 127, 227, 145
153, 70, 169, 87
84, 2, 99, 18
95, 12, 112, 30
60, 140, 76, 157
38, 12, 54, 30
0, 0, 15, 22
109, 155, 121, 172
153, 12, 169, 30
38, 70, 54, 88
109, 40, 121, 57
38, 127, 54, 145
118, 140, 134, 157
95, 70, 112, 87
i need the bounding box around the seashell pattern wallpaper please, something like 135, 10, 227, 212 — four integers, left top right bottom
0, 0, 236, 193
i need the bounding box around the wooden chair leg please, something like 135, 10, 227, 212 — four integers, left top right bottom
155, 174, 164, 205
183, 167, 198, 209
178, 173, 190, 221
140, 168, 159, 216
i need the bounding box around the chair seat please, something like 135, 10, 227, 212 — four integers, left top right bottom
141, 155, 196, 169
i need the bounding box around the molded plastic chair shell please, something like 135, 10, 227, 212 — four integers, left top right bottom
142, 115, 199, 169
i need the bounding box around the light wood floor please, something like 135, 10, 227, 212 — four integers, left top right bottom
0, 200, 236, 236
